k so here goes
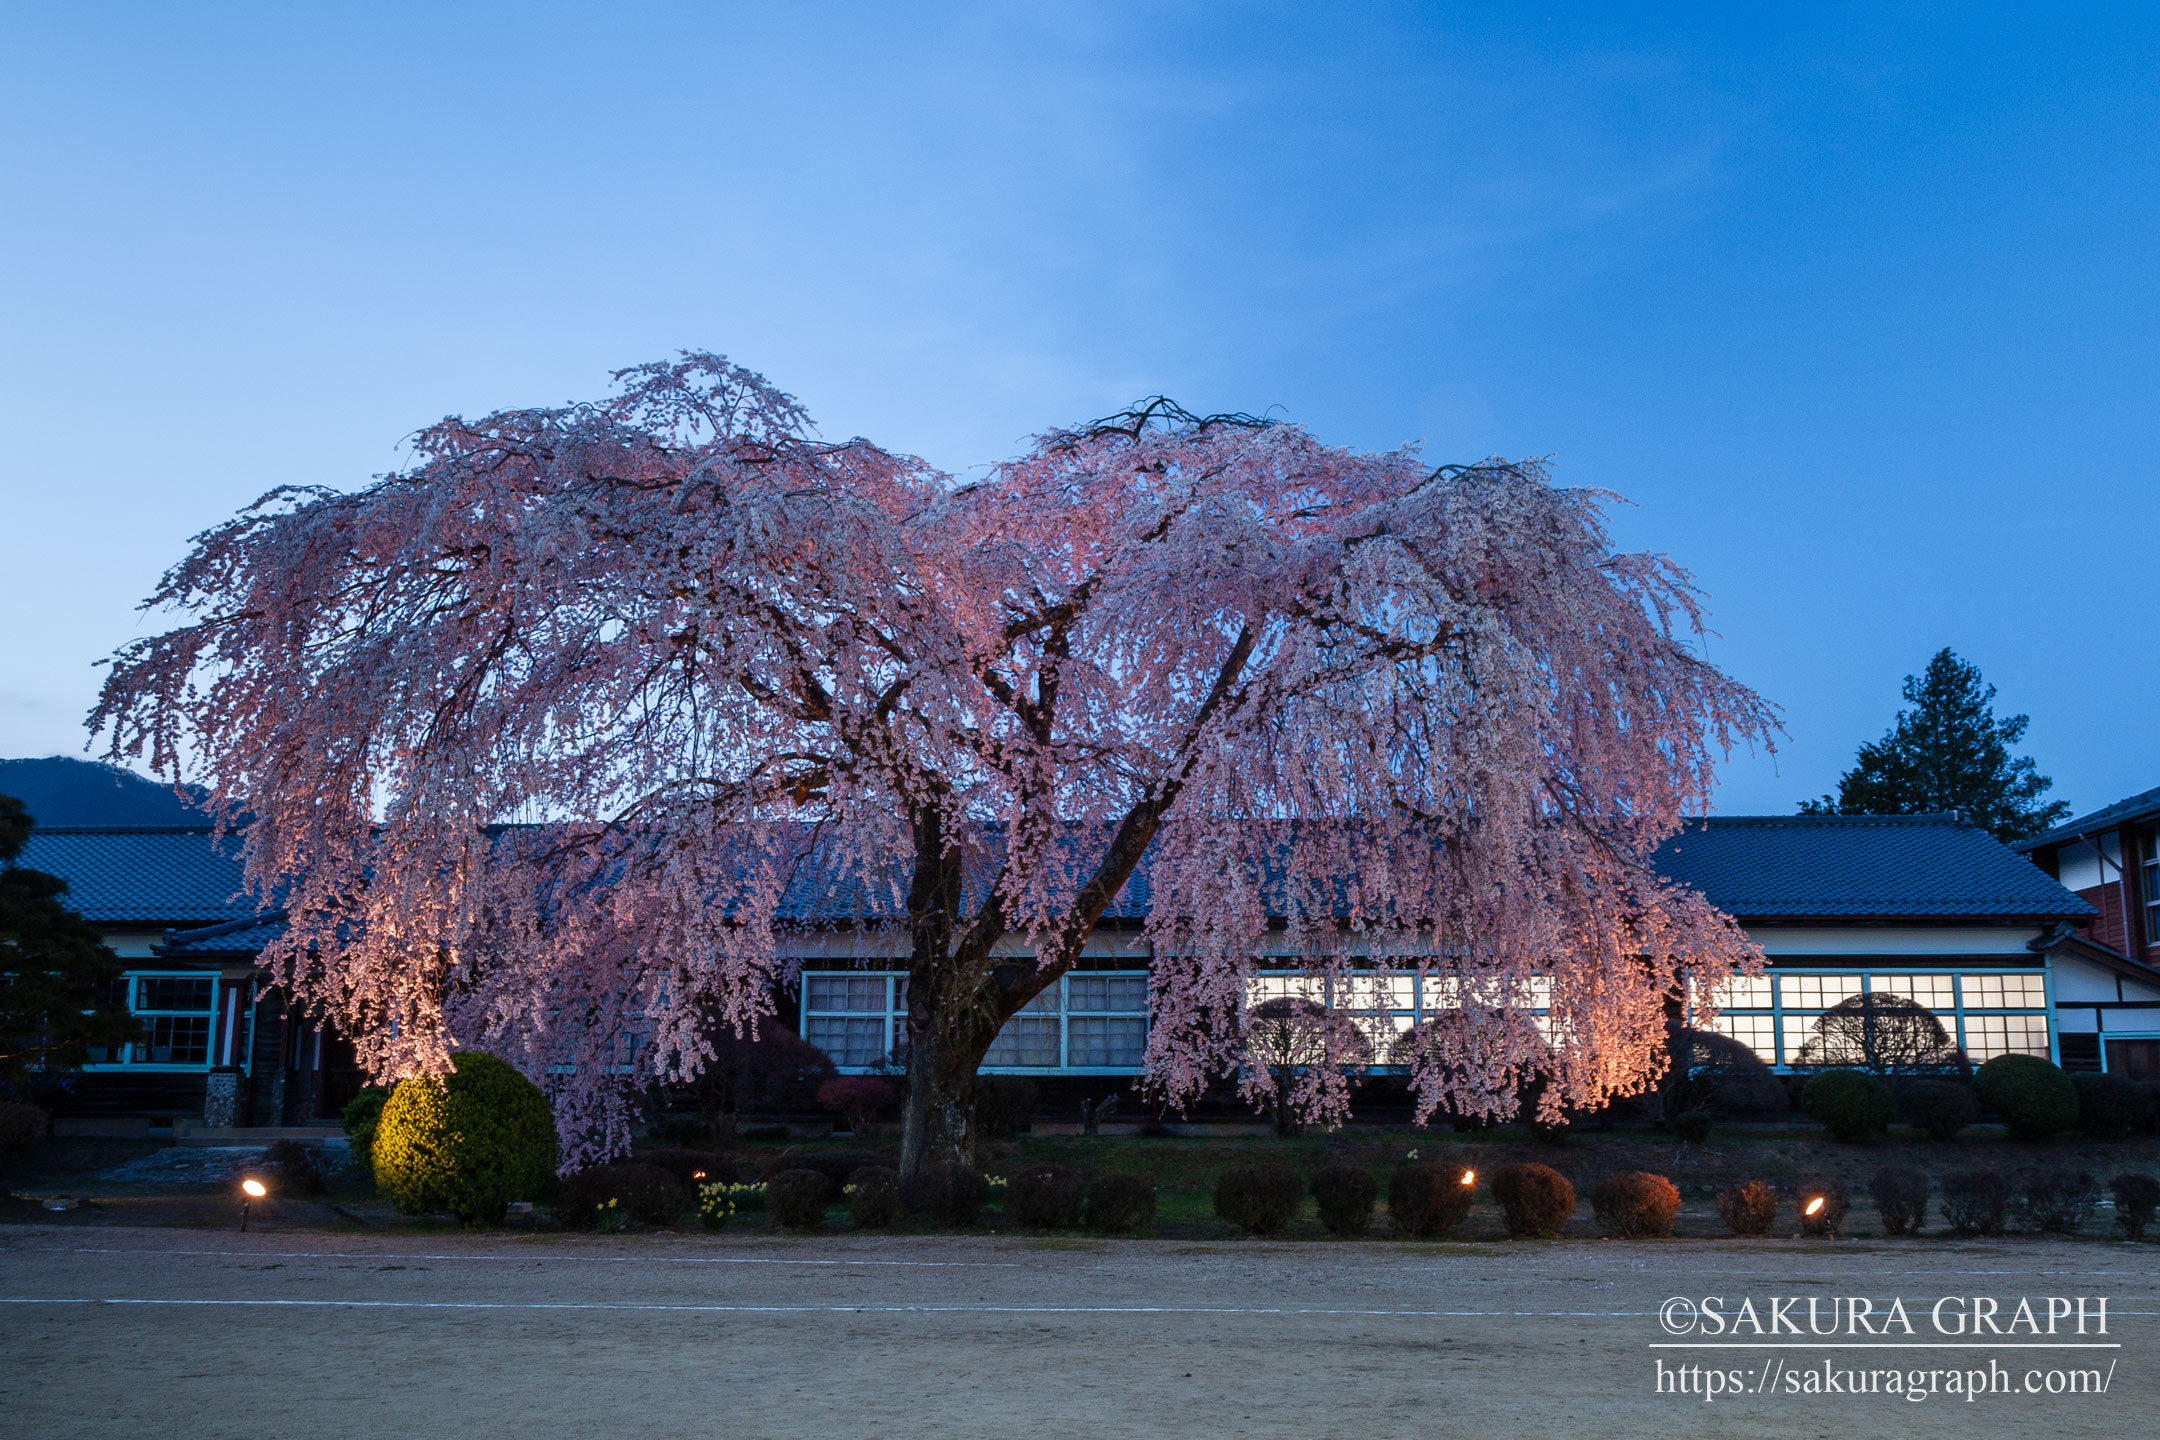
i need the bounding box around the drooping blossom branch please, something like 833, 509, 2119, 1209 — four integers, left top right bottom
93, 355, 1774, 1166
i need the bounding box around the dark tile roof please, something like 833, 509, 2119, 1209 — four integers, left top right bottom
19, 814, 2090, 953
1652, 815, 2092, 920
14, 826, 256, 928
2016, 784, 2160, 852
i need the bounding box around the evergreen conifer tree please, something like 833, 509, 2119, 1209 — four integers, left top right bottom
0, 795, 139, 1085
1800, 648, 2069, 842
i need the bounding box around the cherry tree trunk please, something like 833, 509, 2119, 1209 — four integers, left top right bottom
899, 1019, 989, 1180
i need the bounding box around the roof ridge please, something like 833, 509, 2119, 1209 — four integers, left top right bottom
1691, 813, 1970, 827
25, 824, 225, 835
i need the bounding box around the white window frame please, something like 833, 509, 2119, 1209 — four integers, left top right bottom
87, 971, 222, 1072
1692, 967, 2052, 1070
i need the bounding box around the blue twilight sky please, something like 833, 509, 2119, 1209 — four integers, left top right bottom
1, 4, 2154, 818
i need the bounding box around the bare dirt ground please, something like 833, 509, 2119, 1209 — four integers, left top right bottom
2, 1225, 2153, 1439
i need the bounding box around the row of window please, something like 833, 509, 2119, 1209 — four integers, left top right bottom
1698, 971, 2052, 1066
806, 967, 2059, 1073
84, 974, 220, 1067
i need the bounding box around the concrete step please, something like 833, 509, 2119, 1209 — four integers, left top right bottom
172, 1126, 348, 1148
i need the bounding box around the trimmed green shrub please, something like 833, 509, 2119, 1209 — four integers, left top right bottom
1796, 1180, 1848, 1237
1214, 1165, 1305, 1236
555, 1162, 689, 1229
2136, 1082, 2160, 1134
2109, 1173, 2159, 1240
1869, 1164, 1929, 1236
1973, 1054, 2078, 1140
818, 1075, 898, 1135
1671, 1110, 1714, 1144
766, 1168, 832, 1230
648, 1112, 724, 1147
903, 1161, 991, 1227
1005, 1163, 1085, 1229
847, 1167, 901, 1229
1801, 1069, 1894, 1140
770, 1151, 892, 1189
2074, 1073, 2153, 1139
1716, 1180, 1778, 1237
372, 1053, 558, 1224
339, 1087, 389, 1169
0, 1099, 47, 1160
638, 1148, 735, 1188
1589, 1171, 1681, 1238
1084, 1172, 1157, 1233
1388, 1161, 1477, 1238
1940, 1169, 2008, 1236
973, 1076, 1039, 1139
1490, 1162, 1575, 1238
1901, 1079, 1978, 1141
1310, 1165, 1379, 1237
2013, 1166, 2097, 1234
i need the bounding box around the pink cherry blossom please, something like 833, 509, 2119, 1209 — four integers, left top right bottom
94, 355, 1773, 1171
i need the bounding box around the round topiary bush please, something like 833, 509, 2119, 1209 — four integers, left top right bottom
340, 1087, 390, 1171
1387, 1160, 1477, 1238
1716, 1179, 1778, 1236
1671, 1109, 1714, 1145
1973, 1054, 2078, 1140
1589, 1171, 1681, 1238
2073, 1073, 2153, 1139
847, 1166, 902, 1229
1901, 1079, 1978, 1141
1490, 1162, 1576, 1238
638, 1148, 736, 1188
767, 1167, 832, 1230
2012, 1166, 2097, 1234
1939, 1168, 2007, 1236
1005, 1163, 1085, 1229
1801, 1069, 1894, 1140
1213, 1165, 1305, 1236
554, 1162, 690, 1229
1309, 1165, 1379, 1237
2109, 1172, 2159, 1240
372, 1053, 558, 1224
902, 1161, 991, 1227
1084, 1172, 1157, 1233
1869, 1164, 1930, 1236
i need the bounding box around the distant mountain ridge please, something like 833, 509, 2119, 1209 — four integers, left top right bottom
0, 756, 212, 827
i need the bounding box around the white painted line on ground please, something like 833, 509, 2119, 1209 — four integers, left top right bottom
0, 1296, 1660, 1317
49, 1246, 1023, 1268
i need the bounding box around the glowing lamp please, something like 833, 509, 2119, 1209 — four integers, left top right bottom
239, 1176, 267, 1232
692, 1171, 707, 1181
1460, 1169, 1476, 1187
1804, 1196, 1825, 1217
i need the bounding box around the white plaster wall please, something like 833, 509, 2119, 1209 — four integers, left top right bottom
1749, 926, 2044, 956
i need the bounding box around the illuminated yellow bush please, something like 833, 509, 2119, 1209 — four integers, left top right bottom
372, 1052, 557, 1224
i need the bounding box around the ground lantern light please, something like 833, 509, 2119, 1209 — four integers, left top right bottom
240, 1177, 267, 1231
1803, 1196, 1825, 1217
1460, 1169, 1475, 1188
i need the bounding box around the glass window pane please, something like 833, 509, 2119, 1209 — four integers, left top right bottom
1067, 1016, 1146, 1066
1960, 974, 2047, 1009
1068, 976, 1148, 1013
141, 1015, 210, 1064
136, 977, 214, 1013
804, 975, 887, 1014
1963, 1013, 2051, 1061
1869, 974, 1956, 1011
1781, 1013, 1825, 1060
1706, 975, 1773, 1010
1778, 975, 1861, 1012
1248, 974, 1324, 1005
804, 1016, 888, 1067
1014, 987, 1059, 1015
1706, 1013, 1778, 1064
984, 1016, 1060, 1067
